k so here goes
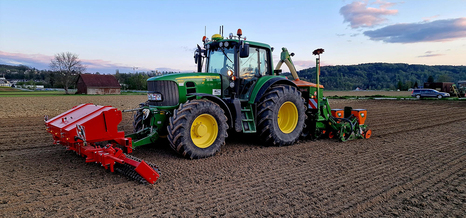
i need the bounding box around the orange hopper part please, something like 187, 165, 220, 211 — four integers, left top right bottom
351, 109, 367, 125
331, 109, 344, 118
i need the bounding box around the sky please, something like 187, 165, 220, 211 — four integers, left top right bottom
0, 0, 465, 74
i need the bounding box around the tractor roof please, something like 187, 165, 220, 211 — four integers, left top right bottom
206, 38, 271, 50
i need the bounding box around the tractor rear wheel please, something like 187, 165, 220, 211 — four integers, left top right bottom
257, 85, 305, 146
167, 100, 228, 159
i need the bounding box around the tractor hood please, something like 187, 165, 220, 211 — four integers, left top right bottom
146, 72, 223, 107
147, 72, 221, 83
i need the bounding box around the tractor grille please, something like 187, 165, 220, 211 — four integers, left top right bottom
147, 80, 179, 106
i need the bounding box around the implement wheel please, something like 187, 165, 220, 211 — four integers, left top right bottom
167, 100, 228, 159
364, 129, 372, 139
257, 85, 305, 146
339, 119, 353, 142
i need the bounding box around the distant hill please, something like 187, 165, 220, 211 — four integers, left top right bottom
295, 63, 466, 90
3, 63, 466, 91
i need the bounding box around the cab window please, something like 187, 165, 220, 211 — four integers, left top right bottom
207, 47, 235, 75
239, 47, 269, 79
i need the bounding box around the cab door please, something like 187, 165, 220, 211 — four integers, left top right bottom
238, 47, 270, 100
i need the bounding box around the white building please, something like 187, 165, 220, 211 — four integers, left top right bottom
0, 75, 11, 87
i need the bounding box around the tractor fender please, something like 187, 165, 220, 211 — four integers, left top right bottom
190, 93, 234, 128
251, 77, 298, 104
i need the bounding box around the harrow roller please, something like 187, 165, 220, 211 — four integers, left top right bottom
45, 103, 160, 184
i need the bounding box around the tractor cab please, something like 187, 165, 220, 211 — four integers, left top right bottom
196, 29, 273, 100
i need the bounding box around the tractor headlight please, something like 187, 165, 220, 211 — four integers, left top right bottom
224, 41, 229, 47
142, 109, 150, 120
148, 93, 162, 101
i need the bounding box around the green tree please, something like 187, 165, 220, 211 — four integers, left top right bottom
427, 76, 434, 83
437, 74, 451, 82
397, 80, 403, 90
404, 81, 412, 90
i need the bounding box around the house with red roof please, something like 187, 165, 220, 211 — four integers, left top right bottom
76, 74, 121, 94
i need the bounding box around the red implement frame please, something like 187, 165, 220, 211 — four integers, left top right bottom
45, 103, 159, 184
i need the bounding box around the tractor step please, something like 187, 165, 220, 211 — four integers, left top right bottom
241, 106, 256, 133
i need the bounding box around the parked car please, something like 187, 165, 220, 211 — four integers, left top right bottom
411, 89, 450, 99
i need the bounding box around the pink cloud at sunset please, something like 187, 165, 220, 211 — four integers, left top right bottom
340, 1, 398, 29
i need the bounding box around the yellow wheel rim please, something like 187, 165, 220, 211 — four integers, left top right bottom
190, 114, 218, 148
277, 101, 298, 134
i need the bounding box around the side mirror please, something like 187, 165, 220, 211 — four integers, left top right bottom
195, 44, 206, 72
239, 42, 249, 58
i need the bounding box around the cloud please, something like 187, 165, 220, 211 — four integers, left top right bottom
364, 18, 466, 43
181, 46, 196, 53
155, 67, 183, 72
418, 54, 444, 58
423, 15, 440, 22
0, 51, 51, 69
417, 51, 443, 58
0, 51, 138, 74
293, 60, 316, 70
340, 1, 398, 29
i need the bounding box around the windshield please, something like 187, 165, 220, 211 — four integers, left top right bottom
207, 46, 235, 75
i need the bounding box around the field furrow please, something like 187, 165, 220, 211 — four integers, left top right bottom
0, 96, 465, 217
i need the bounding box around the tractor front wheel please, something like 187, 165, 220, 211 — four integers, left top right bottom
257, 85, 305, 146
167, 100, 228, 159
133, 109, 144, 132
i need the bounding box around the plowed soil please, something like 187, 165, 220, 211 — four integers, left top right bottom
0, 95, 465, 217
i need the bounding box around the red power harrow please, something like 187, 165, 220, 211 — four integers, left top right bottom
45, 103, 160, 184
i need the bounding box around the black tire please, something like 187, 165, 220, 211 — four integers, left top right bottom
257, 85, 305, 146
133, 109, 144, 132
415, 94, 421, 99
167, 100, 228, 159
437, 95, 442, 99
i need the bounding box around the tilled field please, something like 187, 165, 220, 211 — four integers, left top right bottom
0, 95, 465, 217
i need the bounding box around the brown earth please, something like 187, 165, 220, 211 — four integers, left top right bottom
0, 95, 465, 217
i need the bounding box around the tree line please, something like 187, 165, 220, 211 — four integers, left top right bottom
114, 70, 179, 90
295, 63, 466, 90
0, 64, 179, 91
2, 62, 465, 91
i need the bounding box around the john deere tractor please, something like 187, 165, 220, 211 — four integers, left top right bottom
127, 28, 371, 159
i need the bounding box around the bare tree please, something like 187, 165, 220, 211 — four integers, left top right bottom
50, 52, 86, 94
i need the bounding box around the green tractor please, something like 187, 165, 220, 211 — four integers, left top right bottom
126, 28, 371, 159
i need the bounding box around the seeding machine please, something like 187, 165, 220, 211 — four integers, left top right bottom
45, 28, 371, 184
